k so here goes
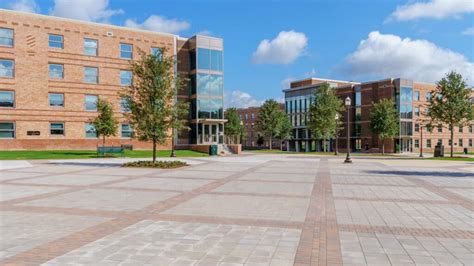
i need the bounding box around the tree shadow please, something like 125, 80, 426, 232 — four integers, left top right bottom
366, 170, 474, 178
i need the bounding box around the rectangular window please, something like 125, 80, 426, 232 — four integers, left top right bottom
151, 47, 162, 59
85, 123, 97, 138
120, 97, 130, 112
437, 125, 442, 133
469, 125, 473, 133
245, 114, 248, 120
120, 70, 132, 86
459, 139, 463, 147
50, 122, 65, 135
0, 122, 15, 138
84, 67, 98, 83
49, 93, 64, 107
415, 123, 420, 132
0, 91, 14, 107
469, 139, 473, 147
449, 139, 452, 146
121, 124, 132, 138
210, 49, 223, 71
437, 139, 442, 145
0, 28, 14, 47
426, 139, 431, 148
414, 139, 419, 148
425, 92, 432, 101
85, 95, 98, 111
120, 43, 133, 59
84, 38, 98, 56
414, 91, 420, 101
49, 64, 64, 79
459, 126, 463, 133
414, 107, 420, 117
251, 113, 254, 119
0, 59, 14, 78
48, 34, 63, 49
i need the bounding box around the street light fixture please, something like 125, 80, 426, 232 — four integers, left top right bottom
334, 113, 339, 155
344, 96, 352, 163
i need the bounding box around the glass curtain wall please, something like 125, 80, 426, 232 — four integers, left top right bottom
397, 86, 414, 152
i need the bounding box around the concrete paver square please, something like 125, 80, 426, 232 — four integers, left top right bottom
0, 211, 109, 260
190, 163, 256, 172
108, 177, 213, 191
446, 188, 474, 201
239, 172, 315, 183
0, 172, 46, 182
331, 175, 415, 186
79, 167, 161, 176
256, 167, 317, 174
43, 220, 301, 265
214, 180, 313, 196
332, 184, 447, 201
156, 170, 236, 179
5, 165, 95, 174
0, 184, 64, 202
11, 174, 125, 186
19, 188, 179, 211
163, 194, 310, 222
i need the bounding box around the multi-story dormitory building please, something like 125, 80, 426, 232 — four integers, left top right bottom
0, 9, 225, 150
284, 78, 474, 153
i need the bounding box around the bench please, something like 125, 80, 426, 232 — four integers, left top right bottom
97, 146, 124, 157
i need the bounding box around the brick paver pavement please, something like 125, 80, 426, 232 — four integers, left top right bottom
0, 155, 472, 265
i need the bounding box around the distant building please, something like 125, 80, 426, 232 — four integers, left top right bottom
236, 104, 285, 149
284, 77, 474, 153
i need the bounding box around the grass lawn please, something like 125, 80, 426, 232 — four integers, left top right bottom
428, 156, 474, 162
0, 150, 208, 160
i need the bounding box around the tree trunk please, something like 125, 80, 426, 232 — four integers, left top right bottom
382, 138, 385, 155
269, 136, 272, 150
450, 125, 454, 158
152, 140, 157, 163
323, 139, 326, 152
102, 135, 105, 147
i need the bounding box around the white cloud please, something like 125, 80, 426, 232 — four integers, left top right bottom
387, 0, 474, 21
225, 90, 263, 109
252, 31, 308, 64
280, 77, 294, 90
50, 0, 123, 22
9, 0, 39, 13
196, 30, 213, 36
462, 27, 474, 35
125, 15, 190, 34
341, 31, 474, 84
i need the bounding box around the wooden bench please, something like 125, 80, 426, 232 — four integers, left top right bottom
97, 146, 124, 157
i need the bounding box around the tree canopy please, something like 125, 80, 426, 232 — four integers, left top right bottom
225, 108, 244, 144
369, 98, 399, 155
92, 98, 118, 147
255, 99, 284, 150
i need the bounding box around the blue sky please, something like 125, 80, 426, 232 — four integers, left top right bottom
2, 0, 473, 108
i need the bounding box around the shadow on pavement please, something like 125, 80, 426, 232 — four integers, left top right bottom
366, 170, 474, 178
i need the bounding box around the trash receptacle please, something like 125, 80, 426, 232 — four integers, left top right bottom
464, 148, 468, 155
434, 145, 444, 157
209, 145, 218, 156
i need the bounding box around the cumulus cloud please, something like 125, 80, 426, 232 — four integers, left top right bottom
387, 0, 474, 21
9, 0, 39, 13
341, 31, 474, 84
50, 0, 123, 22
280, 77, 294, 90
462, 27, 474, 35
252, 31, 308, 64
225, 90, 263, 109
125, 15, 190, 34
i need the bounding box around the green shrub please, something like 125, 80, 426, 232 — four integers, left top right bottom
122, 160, 188, 168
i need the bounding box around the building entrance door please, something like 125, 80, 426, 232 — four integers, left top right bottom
202, 124, 219, 144
400, 138, 412, 153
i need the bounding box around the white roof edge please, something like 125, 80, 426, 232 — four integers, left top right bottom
0, 8, 180, 38
360, 78, 394, 85
308, 77, 359, 84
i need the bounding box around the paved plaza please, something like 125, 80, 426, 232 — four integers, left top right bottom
0, 155, 473, 265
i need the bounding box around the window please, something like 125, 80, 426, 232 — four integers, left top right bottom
85, 123, 97, 138
245, 114, 248, 120
49, 64, 64, 79
0, 122, 15, 138
469, 139, 473, 147
50, 122, 65, 135
459, 126, 463, 133
120, 97, 130, 112
426, 139, 431, 148
120, 43, 133, 59
84, 67, 98, 83
459, 139, 463, 147
437, 139, 442, 146
425, 92, 432, 101
414, 107, 420, 117
84, 38, 98, 56
414, 139, 419, 148
437, 125, 442, 133
0, 91, 14, 107
85, 95, 98, 111
197, 48, 223, 71
121, 124, 132, 138
0, 28, 14, 47
469, 125, 473, 133
48, 34, 63, 49
251, 113, 255, 119
151, 47, 162, 59
449, 139, 452, 146
415, 123, 420, 132
251, 123, 254, 129
414, 91, 420, 101
49, 93, 64, 107
120, 70, 132, 86
0, 59, 14, 78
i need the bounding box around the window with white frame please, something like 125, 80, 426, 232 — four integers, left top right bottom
0, 122, 15, 138
85, 123, 97, 138
50, 122, 65, 135
49, 93, 64, 107
0, 91, 14, 107
426, 139, 431, 148
84, 67, 98, 83
85, 95, 98, 111
120, 43, 133, 59
120, 97, 130, 112
151, 47, 162, 59
48, 34, 63, 49
48, 64, 64, 79
0, 28, 14, 47
120, 70, 132, 86
121, 123, 132, 138
0, 59, 14, 78
459, 139, 463, 147
84, 38, 98, 56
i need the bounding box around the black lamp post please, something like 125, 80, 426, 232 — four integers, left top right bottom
419, 124, 424, 158
335, 113, 339, 156
344, 96, 352, 163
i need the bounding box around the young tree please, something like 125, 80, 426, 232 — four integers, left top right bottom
121, 49, 182, 163
429, 71, 474, 157
308, 84, 344, 152
170, 99, 189, 157
255, 99, 283, 150
369, 99, 399, 155
276, 112, 292, 151
224, 108, 244, 144
92, 98, 118, 147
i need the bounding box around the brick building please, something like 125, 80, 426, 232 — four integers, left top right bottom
284, 77, 474, 153
236, 104, 285, 149
0, 9, 224, 150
